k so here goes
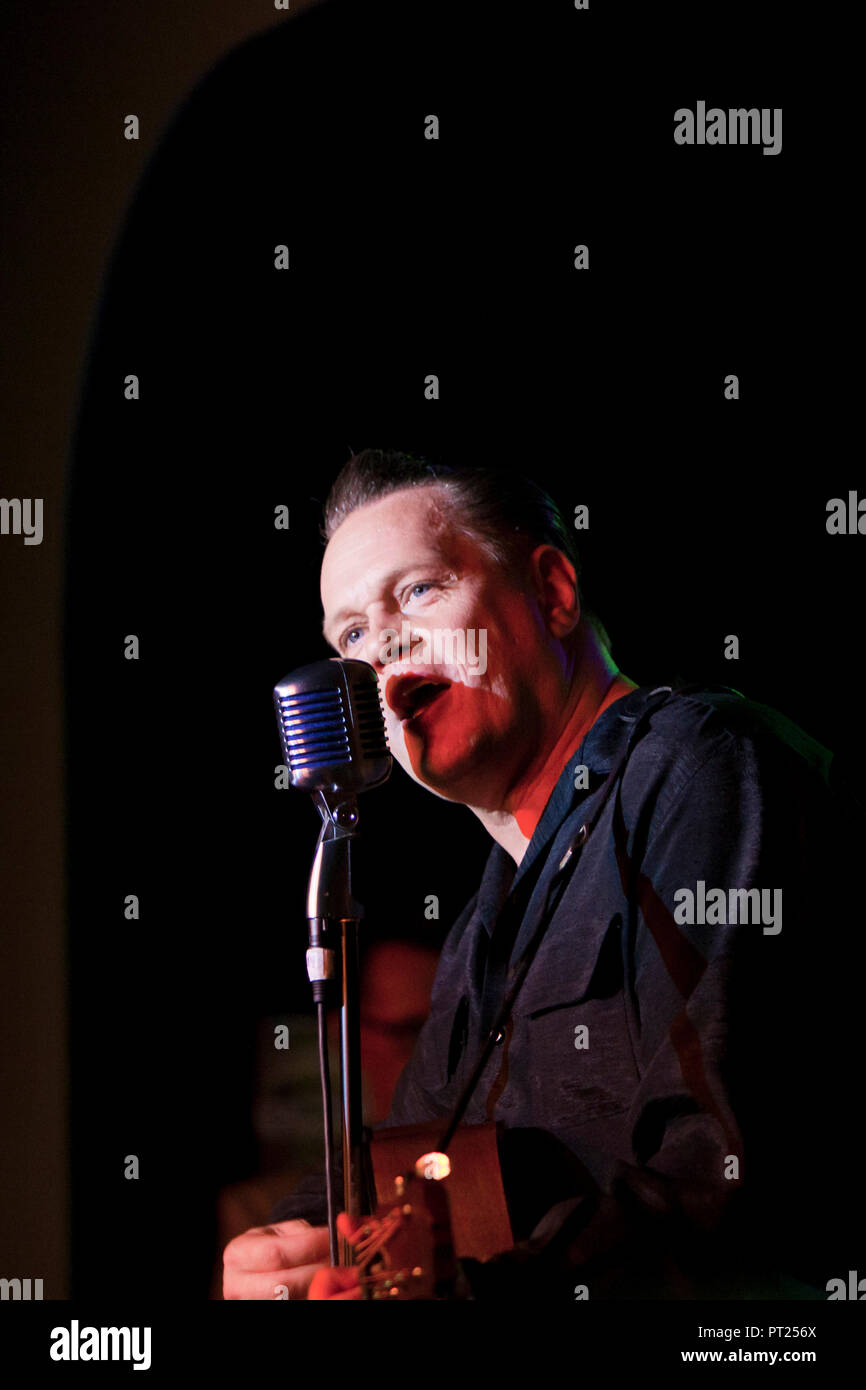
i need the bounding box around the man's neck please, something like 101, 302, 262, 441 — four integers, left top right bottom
474, 655, 638, 866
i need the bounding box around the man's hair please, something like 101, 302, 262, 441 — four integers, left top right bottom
322, 449, 611, 650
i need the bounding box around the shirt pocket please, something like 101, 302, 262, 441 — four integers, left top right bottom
521, 992, 641, 1131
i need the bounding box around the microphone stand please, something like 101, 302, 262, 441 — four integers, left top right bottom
306, 788, 370, 1267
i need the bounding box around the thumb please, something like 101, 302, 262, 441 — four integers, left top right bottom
336, 1211, 371, 1244
308, 1264, 362, 1300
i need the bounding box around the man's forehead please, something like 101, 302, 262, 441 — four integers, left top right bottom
321, 491, 463, 604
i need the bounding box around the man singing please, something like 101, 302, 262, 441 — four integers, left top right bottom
222, 450, 858, 1300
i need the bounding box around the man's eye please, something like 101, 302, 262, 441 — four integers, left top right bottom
405, 582, 433, 601
342, 627, 363, 649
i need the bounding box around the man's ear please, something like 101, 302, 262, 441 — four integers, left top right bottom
529, 544, 581, 640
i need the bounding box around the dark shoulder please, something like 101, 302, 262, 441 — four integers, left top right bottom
624, 683, 834, 800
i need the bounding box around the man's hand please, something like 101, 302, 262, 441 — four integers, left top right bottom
222, 1218, 330, 1300
307, 1213, 364, 1299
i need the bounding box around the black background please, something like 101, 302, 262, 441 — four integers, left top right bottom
63, 0, 859, 1302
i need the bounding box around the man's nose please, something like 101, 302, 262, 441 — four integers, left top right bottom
353, 611, 393, 671
357, 614, 419, 672
357, 633, 385, 671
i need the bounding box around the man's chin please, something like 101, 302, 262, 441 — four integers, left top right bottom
395, 740, 485, 804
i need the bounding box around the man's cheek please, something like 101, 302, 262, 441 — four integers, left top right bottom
450, 681, 500, 722
379, 690, 399, 745
384, 716, 404, 758
384, 716, 419, 772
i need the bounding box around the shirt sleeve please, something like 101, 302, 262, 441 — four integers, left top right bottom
268, 1172, 334, 1227
378, 892, 482, 1129
461, 727, 854, 1299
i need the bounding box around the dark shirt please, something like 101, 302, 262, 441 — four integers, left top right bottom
271, 681, 862, 1298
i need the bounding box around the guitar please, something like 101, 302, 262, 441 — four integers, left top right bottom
347, 1120, 513, 1300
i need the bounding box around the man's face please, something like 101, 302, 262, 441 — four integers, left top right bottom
320, 486, 560, 808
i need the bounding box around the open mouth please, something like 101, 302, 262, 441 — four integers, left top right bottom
386, 674, 451, 723
405, 682, 448, 721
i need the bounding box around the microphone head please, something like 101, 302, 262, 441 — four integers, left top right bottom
273, 658, 392, 794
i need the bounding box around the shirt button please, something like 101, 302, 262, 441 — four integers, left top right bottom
494, 1030, 504, 1045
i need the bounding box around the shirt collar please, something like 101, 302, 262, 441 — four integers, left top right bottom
474, 684, 654, 933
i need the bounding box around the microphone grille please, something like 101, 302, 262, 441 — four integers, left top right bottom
275, 686, 350, 775
350, 676, 390, 760
273, 658, 391, 793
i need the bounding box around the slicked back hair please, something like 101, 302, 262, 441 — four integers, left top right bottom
322, 449, 611, 650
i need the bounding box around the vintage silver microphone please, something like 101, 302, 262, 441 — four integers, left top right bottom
274, 656, 391, 798
273, 658, 391, 1264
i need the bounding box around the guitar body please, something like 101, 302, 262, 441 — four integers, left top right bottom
351, 1121, 512, 1298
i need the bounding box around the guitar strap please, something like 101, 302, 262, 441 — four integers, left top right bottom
437, 681, 742, 1151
